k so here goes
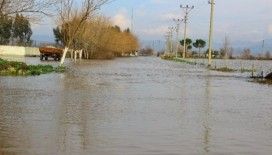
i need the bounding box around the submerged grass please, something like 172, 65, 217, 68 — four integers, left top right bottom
240, 68, 255, 73
161, 56, 272, 85
210, 67, 237, 72
161, 56, 255, 73
0, 58, 66, 76
250, 79, 272, 85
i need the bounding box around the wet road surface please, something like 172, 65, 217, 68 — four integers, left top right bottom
0, 57, 272, 155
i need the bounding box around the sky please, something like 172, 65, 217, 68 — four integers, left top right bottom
32, 0, 272, 51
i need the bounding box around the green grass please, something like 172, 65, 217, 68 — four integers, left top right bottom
161, 55, 199, 65
250, 79, 272, 85
210, 67, 237, 72
160, 56, 258, 75
240, 68, 255, 73
160, 54, 175, 60
173, 58, 198, 65
0, 58, 66, 76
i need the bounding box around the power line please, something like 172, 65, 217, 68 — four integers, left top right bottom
180, 4, 194, 59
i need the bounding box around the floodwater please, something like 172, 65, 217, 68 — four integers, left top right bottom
0, 57, 272, 155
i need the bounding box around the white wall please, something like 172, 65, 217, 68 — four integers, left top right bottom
25, 47, 40, 56
0, 45, 39, 56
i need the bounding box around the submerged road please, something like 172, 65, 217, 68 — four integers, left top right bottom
0, 57, 272, 155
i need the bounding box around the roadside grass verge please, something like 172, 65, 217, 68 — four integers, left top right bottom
161, 56, 255, 73
0, 58, 66, 76
250, 79, 272, 85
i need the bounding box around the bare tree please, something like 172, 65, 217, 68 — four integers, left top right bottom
220, 35, 233, 59
57, 0, 111, 65
265, 51, 271, 60
0, 0, 59, 18
241, 48, 253, 60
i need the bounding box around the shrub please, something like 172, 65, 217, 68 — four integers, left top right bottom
0, 58, 65, 76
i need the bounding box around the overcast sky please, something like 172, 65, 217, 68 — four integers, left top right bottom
32, 0, 272, 49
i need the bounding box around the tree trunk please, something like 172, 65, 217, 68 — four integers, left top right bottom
60, 47, 68, 66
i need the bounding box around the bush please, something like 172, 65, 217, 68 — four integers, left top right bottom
211, 67, 236, 72
27, 65, 54, 75
0, 58, 65, 76
161, 53, 175, 60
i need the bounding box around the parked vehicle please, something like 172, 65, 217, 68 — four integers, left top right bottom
39, 47, 63, 61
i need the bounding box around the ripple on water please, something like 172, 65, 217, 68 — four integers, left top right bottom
0, 57, 272, 155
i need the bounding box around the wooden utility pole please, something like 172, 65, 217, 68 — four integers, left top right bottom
173, 18, 183, 58
208, 0, 215, 66
169, 27, 174, 53
180, 5, 194, 59
164, 33, 170, 53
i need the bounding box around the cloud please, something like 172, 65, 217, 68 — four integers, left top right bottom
139, 26, 168, 37
111, 10, 130, 30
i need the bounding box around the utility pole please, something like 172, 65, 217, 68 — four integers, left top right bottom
208, 0, 215, 66
168, 27, 174, 53
180, 5, 194, 59
173, 18, 183, 58
164, 33, 170, 53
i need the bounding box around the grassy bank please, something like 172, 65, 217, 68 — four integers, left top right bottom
161, 55, 255, 73
0, 58, 65, 76
250, 79, 272, 85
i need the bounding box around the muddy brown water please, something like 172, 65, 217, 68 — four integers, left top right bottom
0, 57, 272, 155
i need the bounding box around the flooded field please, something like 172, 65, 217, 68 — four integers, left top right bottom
196, 58, 272, 75
0, 57, 272, 155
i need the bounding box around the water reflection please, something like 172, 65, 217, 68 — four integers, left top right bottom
57, 74, 91, 155
1, 57, 272, 155
0, 79, 58, 155
202, 72, 212, 154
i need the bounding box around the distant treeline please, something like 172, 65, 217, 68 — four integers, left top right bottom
0, 13, 32, 46
164, 37, 271, 60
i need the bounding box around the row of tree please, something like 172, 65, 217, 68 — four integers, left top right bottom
0, 0, 58, 45
0, 13, 32, 45
178, 37, 271, 60
180, 38, 206, 53
0, 0, 139, 60
179, 38, 232, 59
53, 0, 139, 60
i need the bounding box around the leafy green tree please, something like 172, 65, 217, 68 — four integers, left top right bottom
180, 38, 192, 50
193, 39, 206, 53
0, 13, 12, 45
53, 27, 64, 45
13, 14, 32, 45
205, 49, 219, 58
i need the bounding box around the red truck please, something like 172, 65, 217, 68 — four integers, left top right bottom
39, 47, 63, 61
